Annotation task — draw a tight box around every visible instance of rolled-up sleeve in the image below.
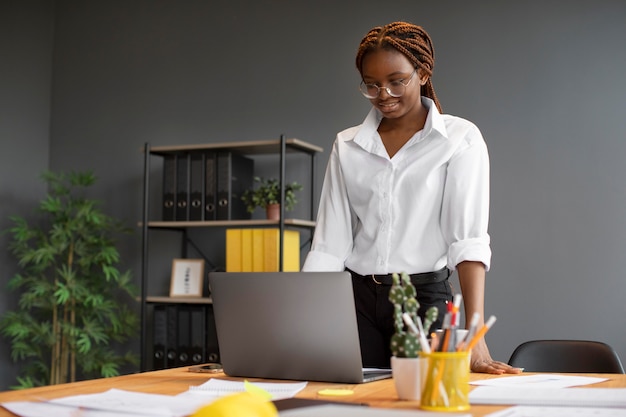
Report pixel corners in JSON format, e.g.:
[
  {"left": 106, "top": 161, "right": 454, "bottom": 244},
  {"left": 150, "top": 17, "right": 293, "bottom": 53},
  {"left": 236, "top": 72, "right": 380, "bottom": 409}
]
[
  {"left": 441, "top": 124, "right": 492, "bottom": 271},
  {"left": 302, "top": 139, "right": 355, "bottom": 272}
]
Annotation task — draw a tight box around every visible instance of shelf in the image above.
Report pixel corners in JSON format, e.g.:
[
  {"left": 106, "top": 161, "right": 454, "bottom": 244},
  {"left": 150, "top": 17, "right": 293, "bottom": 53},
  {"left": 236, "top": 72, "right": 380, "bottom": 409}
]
[
  {"left": 142, "top": 218, "right": 316, "bottom": 229},
  {"left": 146, "top": 296, "right": 212, "bottom": 304},
  {"left": 147, "top": 138, "right": 323, "bottom": 156},
  {"left": 139, "top": 135, "right": 321, "bottom": 371}
]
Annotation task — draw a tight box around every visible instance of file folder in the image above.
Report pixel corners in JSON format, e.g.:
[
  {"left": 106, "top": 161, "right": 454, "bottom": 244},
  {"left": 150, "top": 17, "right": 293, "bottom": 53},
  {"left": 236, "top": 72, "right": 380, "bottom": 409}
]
[
  {"left": 165, "top": 305, "right": 179, "bottom": 368},
  {"left": 189, "top": 306, "right": 206, "bottom": 365},
  {"left": 175, "top": 153, "right": 190, "bottom": 221},
  {"left": 177, "top": 306, "right": 191, "bottom": 366},
  {"left": 189, "top": 152, "right": 205, "bottom": 221},
  {"left": 204, "top": 152, "right": 217, "bottom": 221},
  {"left": 216, "top": 151, "right": 254, "bottom": 220},
  {"left": 225, "top": 228, "right": 300, "bottom": 272},
  {"left": 162, "top": 154, "right": 176, "bottom": 221},
  {"left": 205, "top": 304, "right": 221, "bottom": 363},
  {"left": 152, "top": 305, "right": 167, "bottom": 370}
]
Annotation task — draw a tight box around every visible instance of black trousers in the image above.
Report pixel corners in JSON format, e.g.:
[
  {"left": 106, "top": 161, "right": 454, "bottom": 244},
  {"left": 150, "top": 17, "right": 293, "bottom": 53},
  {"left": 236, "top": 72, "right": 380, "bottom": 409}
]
[{"left": 349, "top": 270, "right": 453, "bottom": 368}]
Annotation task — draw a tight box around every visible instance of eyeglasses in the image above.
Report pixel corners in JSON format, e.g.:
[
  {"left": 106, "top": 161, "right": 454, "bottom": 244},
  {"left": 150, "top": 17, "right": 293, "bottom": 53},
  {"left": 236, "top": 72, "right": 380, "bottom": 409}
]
[{"left": 359, "top": 69, "right": 418, "bottom": 99}]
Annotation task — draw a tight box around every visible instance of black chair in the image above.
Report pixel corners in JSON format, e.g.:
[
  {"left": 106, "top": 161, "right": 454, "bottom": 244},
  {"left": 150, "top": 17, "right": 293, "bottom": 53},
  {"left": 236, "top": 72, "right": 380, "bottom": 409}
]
[{"left": 508, "top": 340, "right": 625, "bottom": 373}]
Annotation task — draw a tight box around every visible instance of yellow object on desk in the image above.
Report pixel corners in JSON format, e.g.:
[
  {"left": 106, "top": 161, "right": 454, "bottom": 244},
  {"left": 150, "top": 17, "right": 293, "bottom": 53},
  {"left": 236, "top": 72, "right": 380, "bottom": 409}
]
[
  {"left": 420, "top": 351, "right": 470, "bottom": 411},
  {"left": 190, "top": 392, "right": 277, "bottom": 417}
]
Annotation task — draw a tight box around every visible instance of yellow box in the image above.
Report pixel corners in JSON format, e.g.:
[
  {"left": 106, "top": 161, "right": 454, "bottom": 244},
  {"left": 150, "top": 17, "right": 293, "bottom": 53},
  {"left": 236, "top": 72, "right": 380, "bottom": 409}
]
[
  {"left": 420, "top": 351, "right": 470, "bottom": 411},
  {"left": 225, "top": 228, "right": 300, "bottom": 272}
]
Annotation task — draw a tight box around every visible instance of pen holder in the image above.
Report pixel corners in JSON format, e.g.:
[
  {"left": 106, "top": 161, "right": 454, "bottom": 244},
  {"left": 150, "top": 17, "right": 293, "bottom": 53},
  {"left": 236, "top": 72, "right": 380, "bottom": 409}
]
[{"left": 419, "top": 351, "right": 470, "bottom": 411}]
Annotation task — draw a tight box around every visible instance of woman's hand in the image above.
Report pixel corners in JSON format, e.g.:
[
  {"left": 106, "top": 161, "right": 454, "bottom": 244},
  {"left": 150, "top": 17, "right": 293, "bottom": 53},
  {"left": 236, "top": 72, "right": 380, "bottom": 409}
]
[{"left": 470, "top": 337, "right": 523, "bottom": 374}]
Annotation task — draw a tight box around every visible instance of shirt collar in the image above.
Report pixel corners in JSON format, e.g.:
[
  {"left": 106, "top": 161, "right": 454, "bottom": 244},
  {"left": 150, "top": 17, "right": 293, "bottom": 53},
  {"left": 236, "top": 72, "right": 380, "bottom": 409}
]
[{"left": 352, "top": 97, "right": 449, "bottom": 153}]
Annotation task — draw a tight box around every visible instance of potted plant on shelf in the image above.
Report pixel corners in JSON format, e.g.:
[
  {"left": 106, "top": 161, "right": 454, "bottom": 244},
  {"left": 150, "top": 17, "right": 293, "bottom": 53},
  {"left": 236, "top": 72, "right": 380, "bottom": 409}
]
[
  {"left": 0, "top": 171, "right": 139, "bottom": 388},
  {"left": 241, "top": 176, "right": 303, "bottom": 220},
  {"left": 389, "top": 272, "right": 438, "bottom": 400}
]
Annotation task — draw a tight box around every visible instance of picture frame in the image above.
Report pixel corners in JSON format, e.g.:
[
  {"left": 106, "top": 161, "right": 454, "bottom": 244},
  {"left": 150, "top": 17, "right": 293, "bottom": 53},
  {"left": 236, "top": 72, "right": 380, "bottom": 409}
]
[{"left": 169, "top": 258, "right": 204, "bottom": 297}]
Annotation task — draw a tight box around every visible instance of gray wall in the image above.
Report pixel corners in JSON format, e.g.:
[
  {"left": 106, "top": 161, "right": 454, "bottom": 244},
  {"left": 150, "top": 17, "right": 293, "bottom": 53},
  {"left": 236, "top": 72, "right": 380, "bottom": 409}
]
[
  {"left": 2, "top": 0, "right": 626, "bottom": 389},
  {"left": 0, "top": 1, "right": 54, "bottom": 389}
]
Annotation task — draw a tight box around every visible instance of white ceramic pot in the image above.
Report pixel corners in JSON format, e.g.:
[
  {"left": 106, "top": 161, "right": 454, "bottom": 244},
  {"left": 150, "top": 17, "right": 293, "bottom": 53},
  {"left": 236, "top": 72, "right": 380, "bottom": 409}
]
[{"left": 391, "top": 356, "right": 428, "bottom": 401}]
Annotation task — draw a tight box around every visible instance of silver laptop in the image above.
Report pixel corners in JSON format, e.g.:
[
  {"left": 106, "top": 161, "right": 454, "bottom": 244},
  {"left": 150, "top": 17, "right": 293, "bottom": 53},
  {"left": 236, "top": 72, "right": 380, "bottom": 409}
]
[{"left": 209, "top": 271, "right": 392, "bottom": 383}]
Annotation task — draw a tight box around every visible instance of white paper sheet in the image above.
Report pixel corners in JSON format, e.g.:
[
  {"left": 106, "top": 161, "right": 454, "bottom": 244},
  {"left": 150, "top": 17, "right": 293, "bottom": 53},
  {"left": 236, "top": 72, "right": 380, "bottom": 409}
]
[
  {"left": 1, "top": 379, "right": 309, "bottom": 417},
  {"left": 486, "top": 405, "right": 626, "bottom": 417},
  {"left": 184, "top": 378, "right": 307, "bottom": 400},
  {"left": 470, "top": 374, "right": 608, "bottom": 388},
  {"left": 3, "top": 388, "right": 221, "bottom": 417},
  {"left": 469, "top": 386, "right": 626, "bottom": 408},
  {"left": 280, "top": 403, "right": 471, "bottom": 417},
  {"left": 2, "top": 401, "right": 137, "bottom": 417}
]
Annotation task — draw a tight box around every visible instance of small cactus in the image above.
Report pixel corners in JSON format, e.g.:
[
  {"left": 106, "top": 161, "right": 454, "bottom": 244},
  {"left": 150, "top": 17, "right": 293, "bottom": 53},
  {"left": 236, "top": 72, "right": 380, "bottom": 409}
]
[{"left": 389, "top": 272, "right": 438, "bottom": 358}]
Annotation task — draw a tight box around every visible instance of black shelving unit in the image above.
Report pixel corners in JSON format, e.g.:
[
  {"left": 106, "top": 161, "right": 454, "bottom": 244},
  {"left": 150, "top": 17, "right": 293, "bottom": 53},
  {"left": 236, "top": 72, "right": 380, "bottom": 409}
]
[{"left": 139, "top": 135, "right": 322, "bottom": 371}]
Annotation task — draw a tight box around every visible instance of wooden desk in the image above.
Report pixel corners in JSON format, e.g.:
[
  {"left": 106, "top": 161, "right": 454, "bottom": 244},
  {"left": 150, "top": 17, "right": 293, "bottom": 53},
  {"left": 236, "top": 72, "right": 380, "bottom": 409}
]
[{"left": 0, "top": 367, "right": 625, "bottom": 417}]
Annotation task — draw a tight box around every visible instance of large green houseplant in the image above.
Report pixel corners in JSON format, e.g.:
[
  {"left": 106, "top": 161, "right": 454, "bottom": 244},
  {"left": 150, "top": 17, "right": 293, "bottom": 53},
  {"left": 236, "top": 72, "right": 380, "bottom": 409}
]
[{"left": 0, "top": 171, "right": 139, "bottom": 388}]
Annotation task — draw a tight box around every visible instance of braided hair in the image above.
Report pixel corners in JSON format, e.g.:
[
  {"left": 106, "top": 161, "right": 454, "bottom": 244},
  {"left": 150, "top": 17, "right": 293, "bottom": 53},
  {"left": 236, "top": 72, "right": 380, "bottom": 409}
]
[{"left": 355, "top": 21, "right": 442, "bottom": 113}]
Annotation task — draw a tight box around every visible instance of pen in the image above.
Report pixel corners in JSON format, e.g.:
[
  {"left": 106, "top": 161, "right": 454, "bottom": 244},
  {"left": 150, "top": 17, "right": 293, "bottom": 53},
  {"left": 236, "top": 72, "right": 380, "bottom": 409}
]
[
  {"left": 456, "top": 311, "right": 479, "bottom": 351},
  {"left": 402, "top": 313, "right": 431, "bottom": 354},
  {"left": 413, "top": 315, "right": 432, "bottom": 354},
  {"left": 464, "top": 315, "right": 497, "bottom": 352},
  {"left": 439, "top": 305, "right": 452, "bottom": 352},
  {"left": 401, "top": 312, "right": 419, "bottom": 335},
  {"left": 430, "top": 332, "right": 439, "bottom": 352},
  {"left": 452, "top": 294, "right": 462, "bottom": 327}
]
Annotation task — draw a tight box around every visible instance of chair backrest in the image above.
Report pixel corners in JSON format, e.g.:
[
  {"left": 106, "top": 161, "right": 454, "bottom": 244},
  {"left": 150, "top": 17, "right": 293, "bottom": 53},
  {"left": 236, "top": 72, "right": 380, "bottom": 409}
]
[{"left": 508, "top": 340, "right": 625, "bottom": 373}]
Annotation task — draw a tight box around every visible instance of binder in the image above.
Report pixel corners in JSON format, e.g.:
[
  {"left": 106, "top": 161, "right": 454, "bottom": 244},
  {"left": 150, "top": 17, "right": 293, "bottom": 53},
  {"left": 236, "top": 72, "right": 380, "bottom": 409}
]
[
  {"left": 175, "top": 153, "right": 190, "bottom": 221},
  {"left": 165, "top": 305, "right": 178, "bottom": 368},
  {"left": 226, "top": 228, "right": 301, "bottom": 272},
  {"left": 216, "top": 151, "right": 254, "bottom": 220},
  {"left": 205, "top": 304, "right": 220, "bottom": 363},
  {"left": 204, "top": 152, "right": 217, "bottom": 221},
  {"left": 189, "top": 152, "right": 205, "bottom": 221},
  {"left": 162, "top": 154, "right": 176, "bottom": 221},
  {"left": 264, "top": 229, "right": 300, "bottom": 272},
  {"left": 251, "top": 229, "right": 265, "bottom": 271},
  {"left": 177, "top": 306, "right": 191, "bottom": 366},
  {"left": 152, "top": 305, "right": 167, "bottom": 370},
  {"left": 189, "top": 306, "right": 206, "bottom": 365},
  {"left": 241, "top": 228, "right": 253, "bottom": 272},
  {"left": 225, "top": 229, "right": 242, "bottom": 272}
]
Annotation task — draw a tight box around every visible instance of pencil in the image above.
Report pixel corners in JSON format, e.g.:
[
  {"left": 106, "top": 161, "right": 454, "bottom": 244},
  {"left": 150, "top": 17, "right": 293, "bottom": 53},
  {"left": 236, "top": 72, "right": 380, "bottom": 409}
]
[{"left": 464, "top": 315, "right": 496, "bottom": 351}]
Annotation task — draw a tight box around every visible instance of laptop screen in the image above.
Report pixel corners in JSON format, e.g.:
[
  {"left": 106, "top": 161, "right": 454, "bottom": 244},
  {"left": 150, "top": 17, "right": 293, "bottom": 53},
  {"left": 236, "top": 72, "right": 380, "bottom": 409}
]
[{"left": 209, "top": 271, "right": 375, "bottom": 383}]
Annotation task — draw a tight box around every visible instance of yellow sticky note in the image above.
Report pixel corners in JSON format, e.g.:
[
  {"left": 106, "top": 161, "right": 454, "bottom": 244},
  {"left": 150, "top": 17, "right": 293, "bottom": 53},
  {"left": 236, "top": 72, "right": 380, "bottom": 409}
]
[{"left": 317, "top": 389, "right": 354, "bottom": 396}]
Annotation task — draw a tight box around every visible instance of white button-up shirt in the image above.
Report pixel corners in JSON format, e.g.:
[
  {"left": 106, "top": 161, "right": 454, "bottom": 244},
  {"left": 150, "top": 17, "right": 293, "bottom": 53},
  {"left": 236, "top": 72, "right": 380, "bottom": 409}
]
[{"left": 302, "top": 98, "right": 491, "bottom": 275}]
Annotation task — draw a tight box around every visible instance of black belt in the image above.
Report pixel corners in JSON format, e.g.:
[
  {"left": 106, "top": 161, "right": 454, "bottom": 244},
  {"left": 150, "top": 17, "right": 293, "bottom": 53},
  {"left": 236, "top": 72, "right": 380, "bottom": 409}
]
[{"left": 348, "top": 267, "right": 450, "bottom": 286}]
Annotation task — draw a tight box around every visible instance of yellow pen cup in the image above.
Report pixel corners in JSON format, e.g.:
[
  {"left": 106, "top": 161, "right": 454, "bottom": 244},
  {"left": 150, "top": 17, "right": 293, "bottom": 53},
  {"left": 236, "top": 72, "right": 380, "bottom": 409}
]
[{"left": 419, "top": 351, "right": 470, "bottom": 411}]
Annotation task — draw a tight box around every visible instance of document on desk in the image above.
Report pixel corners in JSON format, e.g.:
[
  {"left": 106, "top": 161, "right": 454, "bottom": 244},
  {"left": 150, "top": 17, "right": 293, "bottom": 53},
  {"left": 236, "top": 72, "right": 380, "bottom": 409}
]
[
  {"left": 280, "top": 403, "right": 471, "bottom": 417},
  {"left": 2, "top": 388, "right": 216, "bottom": 417},
  {"left": 470, "top": 374, "right": 608, "bottom": 388},
  {"left": 486, "top": 405, "right": 626, "bottom": 417},
  {"left": 1, "top": 380, "right": 308, "bottom": 417},
  {"left": 183, "top": 378, "right": 308, "bottom": 400},
  {"left": 469, "top": 386, "right": 626, "bottom": 408}
]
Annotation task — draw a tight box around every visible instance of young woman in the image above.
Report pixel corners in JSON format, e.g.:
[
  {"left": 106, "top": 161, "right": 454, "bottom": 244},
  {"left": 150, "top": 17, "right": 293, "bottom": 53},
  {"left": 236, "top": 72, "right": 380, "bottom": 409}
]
[{"left": 302, "top": 21, "right": 520, "bottom": 374}]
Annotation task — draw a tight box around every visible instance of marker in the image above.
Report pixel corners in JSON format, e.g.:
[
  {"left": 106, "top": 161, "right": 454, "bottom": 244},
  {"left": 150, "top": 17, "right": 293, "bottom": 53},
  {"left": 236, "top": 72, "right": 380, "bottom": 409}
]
[{"left": 464, "top": 315, "right": 497, "bottom": 351}]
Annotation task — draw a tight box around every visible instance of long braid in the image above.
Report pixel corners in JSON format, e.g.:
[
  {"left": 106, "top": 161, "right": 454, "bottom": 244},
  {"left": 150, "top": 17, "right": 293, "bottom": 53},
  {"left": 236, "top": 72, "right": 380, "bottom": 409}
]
[{"left": 356, "top": 22, "right": 442, "bottom": 113}]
